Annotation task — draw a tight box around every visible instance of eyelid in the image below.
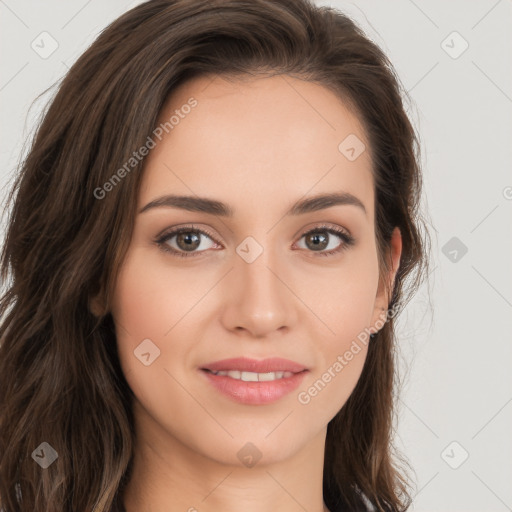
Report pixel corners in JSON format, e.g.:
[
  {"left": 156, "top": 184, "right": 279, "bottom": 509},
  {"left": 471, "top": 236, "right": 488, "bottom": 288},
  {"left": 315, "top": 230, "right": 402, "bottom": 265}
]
[
  {"left": 156, "top": 223, "right": 220, "bottom": 243},
  {"left": 294, "top": 221, "right": 352, "bottom": 240}
]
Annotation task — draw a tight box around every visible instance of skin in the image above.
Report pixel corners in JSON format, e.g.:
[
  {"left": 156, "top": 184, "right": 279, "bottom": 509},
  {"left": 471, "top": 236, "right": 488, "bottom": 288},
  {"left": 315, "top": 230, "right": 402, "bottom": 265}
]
[{"left": 105, "top": 74, "right": 402, "bottom": 512}]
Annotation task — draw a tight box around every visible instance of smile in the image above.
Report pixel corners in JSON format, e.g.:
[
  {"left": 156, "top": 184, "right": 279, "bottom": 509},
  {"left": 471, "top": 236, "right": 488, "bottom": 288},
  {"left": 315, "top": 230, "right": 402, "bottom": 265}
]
[{"left": 204, "top": 369, "right": 295, "bottom": 381}]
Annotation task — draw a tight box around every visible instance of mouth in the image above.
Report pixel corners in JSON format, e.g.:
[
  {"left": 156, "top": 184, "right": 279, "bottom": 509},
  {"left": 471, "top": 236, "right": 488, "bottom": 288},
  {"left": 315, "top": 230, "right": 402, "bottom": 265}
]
[
  {"left": 202, "top": 368, "right": 302, "bottom": 381},
  {"left": 199, "top": 357, "right": 309, "bottom": 405},
  {"left": 200, "top": 356, "right": 308, "bottom": 374}
]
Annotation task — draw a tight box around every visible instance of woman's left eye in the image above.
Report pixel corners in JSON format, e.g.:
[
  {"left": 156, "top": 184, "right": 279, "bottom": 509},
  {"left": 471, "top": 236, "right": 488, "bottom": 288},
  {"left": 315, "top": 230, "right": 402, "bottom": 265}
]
[
  {"left": 155, "top": 225, "right": 355, "bottom": 258},
  {"left": 295, "top": 226, "right": 355, "bottom": 256}
]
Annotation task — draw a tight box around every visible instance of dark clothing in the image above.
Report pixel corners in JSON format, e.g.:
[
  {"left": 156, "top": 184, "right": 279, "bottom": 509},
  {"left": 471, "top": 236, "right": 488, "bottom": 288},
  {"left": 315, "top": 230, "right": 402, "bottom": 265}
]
[{"left": 323, "top": 479, "right": 375, "bottom": 511}]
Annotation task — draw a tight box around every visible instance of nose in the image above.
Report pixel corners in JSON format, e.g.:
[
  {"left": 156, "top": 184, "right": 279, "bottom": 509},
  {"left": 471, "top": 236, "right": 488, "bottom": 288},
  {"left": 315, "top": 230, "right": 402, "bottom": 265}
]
[{"left": 220, "top": 249, "right": 298, "bottom": 338}]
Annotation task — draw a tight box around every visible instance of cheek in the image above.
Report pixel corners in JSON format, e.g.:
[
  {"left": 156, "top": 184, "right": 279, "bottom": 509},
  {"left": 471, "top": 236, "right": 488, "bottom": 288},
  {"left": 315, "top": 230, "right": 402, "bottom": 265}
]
[
  {"left": 297, "top": 321, "right": 370, "bottom": 423},
  {"left": 295, "top": 251, "right": 378, "bottom": 416},
  {"left": 110, "top": 249, "right": 184, "bottom": 381},
  {"left": 297, "top": 246, "right": 380, "bottom": 341},
  {"left": 110, "top": 246, "right": 229, "bottom": 403},
  {"left": 110, "top": 250, "right": 206, "bottom": 425},
  {"left": 111, "top": 247, "right": 215, "bottom": 341}
]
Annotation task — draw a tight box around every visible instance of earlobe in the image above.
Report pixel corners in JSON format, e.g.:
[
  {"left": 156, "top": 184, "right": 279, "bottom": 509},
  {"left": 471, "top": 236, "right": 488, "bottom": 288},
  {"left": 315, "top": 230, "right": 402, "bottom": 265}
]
[
  {"left": 89, "top": 294, "right": 106, "bottom": 317},
  {"left": 371, "top": 227, "right": 402, "bottom": 331},
  {"left": 381, "top": 227, "right": 402, "bottom": 306},
  {"left": 389, "top": 227, "right": 402, "bottom": 289}
]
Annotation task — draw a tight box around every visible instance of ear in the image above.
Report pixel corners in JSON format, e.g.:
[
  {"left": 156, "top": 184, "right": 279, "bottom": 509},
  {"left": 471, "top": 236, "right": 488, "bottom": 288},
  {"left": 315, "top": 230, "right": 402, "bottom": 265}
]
[
  {"left": 370, "top": 227, "right": 402, "bottom": 333},
  {"left": 89, "top": 293, "right": 106, "bottom": 318}
]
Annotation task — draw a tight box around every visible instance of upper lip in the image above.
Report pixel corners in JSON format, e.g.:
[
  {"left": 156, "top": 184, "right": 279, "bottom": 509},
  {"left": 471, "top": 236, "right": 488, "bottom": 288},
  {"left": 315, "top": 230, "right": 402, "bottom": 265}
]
[{"left": 201, "top": 357, "right": 308, "bottom": 374}]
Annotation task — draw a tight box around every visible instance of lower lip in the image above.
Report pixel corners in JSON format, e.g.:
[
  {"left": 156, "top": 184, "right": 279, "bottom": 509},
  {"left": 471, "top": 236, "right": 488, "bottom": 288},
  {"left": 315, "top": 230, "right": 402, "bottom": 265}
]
[{"left": 200, "top": 369, "right": 308, "bottom": 405}]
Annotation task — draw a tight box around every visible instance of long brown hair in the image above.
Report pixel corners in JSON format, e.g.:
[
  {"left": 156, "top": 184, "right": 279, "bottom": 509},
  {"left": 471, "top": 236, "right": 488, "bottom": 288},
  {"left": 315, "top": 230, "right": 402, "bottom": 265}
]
[{"left": 0, "top": 1, "right": 431, "bottom": 511}]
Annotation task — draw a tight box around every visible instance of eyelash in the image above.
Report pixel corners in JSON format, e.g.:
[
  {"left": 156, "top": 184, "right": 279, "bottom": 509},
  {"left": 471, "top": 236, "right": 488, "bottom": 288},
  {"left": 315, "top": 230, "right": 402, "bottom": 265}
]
[{"left": 155, "top": 224, "right": 355, "bottom": 259}]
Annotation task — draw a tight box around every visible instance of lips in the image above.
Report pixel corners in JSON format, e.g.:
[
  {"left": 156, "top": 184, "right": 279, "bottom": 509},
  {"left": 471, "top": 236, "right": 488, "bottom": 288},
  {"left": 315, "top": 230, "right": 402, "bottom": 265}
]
[
  {"left": 200, "top": 368, "right": 308, "bottom": 405},
  {"left": 199, "top": 357, "right": 309, "bottom": 405},
  {"left": 200, "top": 357, "right": 307, "bottom": 374}
]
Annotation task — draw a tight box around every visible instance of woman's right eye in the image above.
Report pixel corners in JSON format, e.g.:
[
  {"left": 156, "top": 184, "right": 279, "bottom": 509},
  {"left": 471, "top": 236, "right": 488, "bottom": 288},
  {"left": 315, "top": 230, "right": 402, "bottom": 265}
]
[{"left": 155, "top": 227, "right": 221, "bottom": 258}]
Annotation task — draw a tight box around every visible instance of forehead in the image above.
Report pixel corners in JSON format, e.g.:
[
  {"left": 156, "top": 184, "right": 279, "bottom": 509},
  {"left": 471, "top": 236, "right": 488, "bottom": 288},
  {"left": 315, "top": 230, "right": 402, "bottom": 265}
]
[{"left": 139, "top": 74, "right": 374, "bottom": 219}]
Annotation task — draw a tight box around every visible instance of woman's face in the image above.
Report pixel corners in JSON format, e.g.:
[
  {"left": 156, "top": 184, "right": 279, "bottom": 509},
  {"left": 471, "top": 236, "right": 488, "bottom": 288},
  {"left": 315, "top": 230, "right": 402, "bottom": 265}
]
[{"left": 109, "top": 74, "right": 400, "bottom": 467}]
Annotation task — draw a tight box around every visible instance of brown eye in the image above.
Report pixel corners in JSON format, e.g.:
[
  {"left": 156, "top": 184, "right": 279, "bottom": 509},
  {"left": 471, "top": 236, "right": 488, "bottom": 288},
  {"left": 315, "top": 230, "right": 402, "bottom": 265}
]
[
  {"left": 304, "top": 231, "right": 329, "bottom": 251},
  {"left": 156, "top": 227, "right": 220, "bottom": 257},
  {"left": 175, "top": 232, "right": 201, "bottom": 251},
  {"left": 296, "top": 226, "right": 355, "bottom": 256}
]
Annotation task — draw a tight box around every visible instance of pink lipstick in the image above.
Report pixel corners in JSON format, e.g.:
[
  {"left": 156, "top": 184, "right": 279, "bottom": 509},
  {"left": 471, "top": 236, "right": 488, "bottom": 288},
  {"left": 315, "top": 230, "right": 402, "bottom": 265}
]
[{"left": 199, "top": 357, "right": 309, "bottom": 405}]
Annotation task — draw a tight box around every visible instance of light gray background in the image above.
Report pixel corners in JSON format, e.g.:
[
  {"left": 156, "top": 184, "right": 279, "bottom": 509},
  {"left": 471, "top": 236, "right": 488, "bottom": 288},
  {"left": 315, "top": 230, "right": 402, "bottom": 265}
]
[{"left": 1, "top": 1, "right": 511, "bottom": 511}]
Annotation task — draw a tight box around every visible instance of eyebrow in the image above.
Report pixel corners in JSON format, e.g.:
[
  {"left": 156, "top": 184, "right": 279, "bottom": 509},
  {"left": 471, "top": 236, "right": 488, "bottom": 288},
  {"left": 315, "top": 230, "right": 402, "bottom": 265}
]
[{"left": 139, "top": 191, "right": 367, "bottom": 217}]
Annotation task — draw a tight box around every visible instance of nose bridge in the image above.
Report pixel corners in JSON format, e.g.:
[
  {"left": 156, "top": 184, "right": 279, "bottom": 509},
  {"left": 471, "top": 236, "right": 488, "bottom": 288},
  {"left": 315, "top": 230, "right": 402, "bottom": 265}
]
[{"left": 220, "top": 239, "right": 296, "bottom": 336}]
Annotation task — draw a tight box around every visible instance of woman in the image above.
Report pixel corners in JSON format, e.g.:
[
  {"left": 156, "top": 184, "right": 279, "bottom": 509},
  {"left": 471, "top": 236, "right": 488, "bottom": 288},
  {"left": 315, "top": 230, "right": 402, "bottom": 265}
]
[{"left": 0, "top": 0, "right": 430, "bottom": 511}]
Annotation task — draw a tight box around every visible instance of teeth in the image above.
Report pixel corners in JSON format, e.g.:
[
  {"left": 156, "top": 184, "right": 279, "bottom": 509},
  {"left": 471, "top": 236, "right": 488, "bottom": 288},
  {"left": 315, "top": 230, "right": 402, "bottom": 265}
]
[
  {"left": 258, "top": 372, "right": 279, "bottom": 381},
  {"left": 241, "top": 371, "right": 259, "bottom": 381},
  {"left": 210, "top": 370, "right": 294, "bottom": 381}
]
